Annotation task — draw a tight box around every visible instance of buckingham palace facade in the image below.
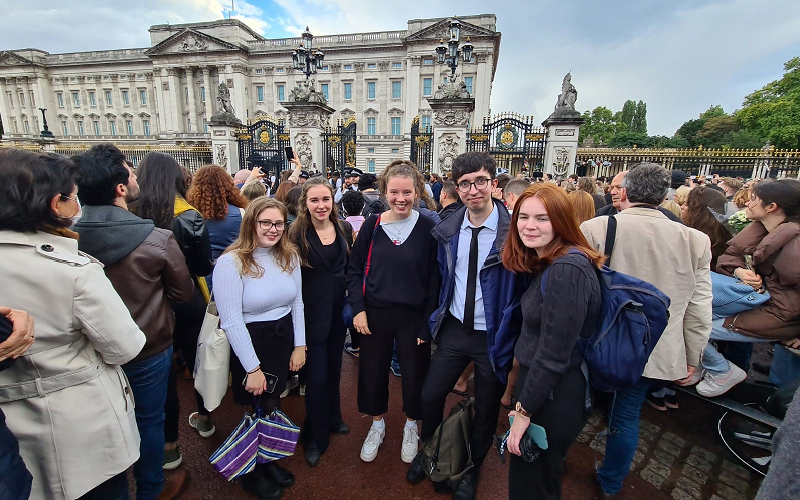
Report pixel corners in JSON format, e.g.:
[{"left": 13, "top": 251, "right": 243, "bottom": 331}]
[{"left": 0, "top": 15, "right": 499, "bottom": 170}]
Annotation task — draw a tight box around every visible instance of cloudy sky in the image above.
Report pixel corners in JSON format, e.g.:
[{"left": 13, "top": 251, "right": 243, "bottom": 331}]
[{"left": 1, "top": 0, "right": 798, "bottom": 136}]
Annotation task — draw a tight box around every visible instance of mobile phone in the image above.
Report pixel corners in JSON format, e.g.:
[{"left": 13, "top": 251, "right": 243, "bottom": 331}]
[
  {"left": 509, "top": 415, "right": 549, "bottom": 450},
  {"left": 284, "top": 146, "right": 294, "bottom": 162},
  {"left": 242, "top": 371, "right": 280, "bottom": 394}
]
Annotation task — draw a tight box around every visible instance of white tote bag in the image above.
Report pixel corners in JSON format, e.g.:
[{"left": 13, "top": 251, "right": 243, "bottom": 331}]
[{"left": 194, "top": 301, "right": 230, "bottom": 411}]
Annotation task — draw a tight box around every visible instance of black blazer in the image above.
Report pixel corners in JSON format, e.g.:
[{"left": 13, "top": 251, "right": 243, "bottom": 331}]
[{"left": 299, "top": 221, "right": 353, "bottom": 344}]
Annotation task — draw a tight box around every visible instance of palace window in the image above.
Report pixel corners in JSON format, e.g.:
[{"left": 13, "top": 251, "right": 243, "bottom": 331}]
[
  {"left": 464, "top": 77, "right": 473, "bottom": 95},
  {"left": 321, "top": 84, "right": 329, "bottom": 101},
  {"left": 368, "top": 159, "right": 375, "bottom": 173},
  {"left": 255, "top": 68, "right": 264, "bottom": 74},
  {"left": 423, "top": 78, "right": 432, "bottom": 97},
  {"left": 105, "top": 91, "right": 113, "bottom": 106},
  {"left": 256, "top": 85, "right": 264, "bottom": 102},
  {"left": 367, "top": 148, "right": 375, "bottom": 153},
  {"left": 143, "top": 119, "right": 151, "bottom": 136},
  {"left": 6, "top": 92, "right": 13, "bottom": 108},
  {"left": 367, "top": 117, "right": 376, "bottom": 135},
  {"left": 61, "top": 121, "right": 68, "bottom": 135},
  {"left": 392, "top": 62, "right": 402, "bottom": 69},
  {"left": 391, "top": 117, "right": 401, "bottom": 136},
  {"left": 72, "top": 91, "right": 80, "bottom": 107},
  {"left": 367, "top": 81, "right": 376, "bottom": 100},
  {"left": 57, "top": 92, "right": 64, "bottom": 107},
  {"left": 122, "top": 90, "right": 130, "bottom": 105},
  {"left": 392, "top": 81, "right": 401, "bottom": 99},
  {"left": 19, "top": 93, "right": 25, "bottom": 107},
  {"left": 277, "top": 84, "right": 285, "bottom": 101},
  {"left": 200, "top": 87, "right": 205, "bottom": 102},
  {"left": 391, "top": 148, "right": 400, "bottom": 154},
  {"left": 421, "top": 115, "right": 431, "bottom": 131},
  {"left": 344, "top": 64, "right": 353, "bottom": 70},
  {"left": 126, "top": 120, "right": 133, "bottom": 136},
  {"left": 367, "top": 63, "right": 377, "bottom": 70},
  {"left": 23, "top": 119, "right": 30, "bottom": 133},
  {"left": 93, "top": 121, "right": 100, "bottom": 135},
  {"left": 29, "top": 91, "right": 35, "bottom": 107},
  {"left": 184, "top": 87, "right": 189, "bottom": 104},
  {"left": 423, "top": 58, "right": 434, "bottom": 65},
  {"left": 88, "top": 91, "right": 96, "bottom": 107},
  {"left": 109, "top": 120, "right": 117, "bottom": 136},
  {"left": 139, "top": 89, "right": 147, "bottom": 105},
  {"left": 77, "top": 121, "right": 85, "bottom": 135},
  {"left": 343, "top": 82, "right": 352, "bottom": 100}
]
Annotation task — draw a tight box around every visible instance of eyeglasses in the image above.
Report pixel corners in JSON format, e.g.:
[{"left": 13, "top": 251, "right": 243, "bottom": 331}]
[
  {"left": 61, "top": 194, "right": 80, "bottom": 205},
  {"left": 456, "top": 178, "right": 491, "bottom": 193},
  {"left": 257, "top": 220, "right": 286, "bottom": 231}
]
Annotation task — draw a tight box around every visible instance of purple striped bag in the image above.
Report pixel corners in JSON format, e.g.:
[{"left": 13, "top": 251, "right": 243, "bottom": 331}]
[{"left": 209, "top": 409, "right": 300, "bottom": 481}]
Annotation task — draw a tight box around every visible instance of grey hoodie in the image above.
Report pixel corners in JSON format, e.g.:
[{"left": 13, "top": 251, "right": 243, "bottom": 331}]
[{"left": 74, "top": 205, "right": 155, "bottom": 266}]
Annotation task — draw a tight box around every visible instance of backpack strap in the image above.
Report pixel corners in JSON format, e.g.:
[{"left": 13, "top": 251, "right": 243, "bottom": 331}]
[
  {"left": 604, "top": 215, "right": 617, "bottom": 266},
  {"left": 362, "top": 214, "right": 382, "bottom": 295}
]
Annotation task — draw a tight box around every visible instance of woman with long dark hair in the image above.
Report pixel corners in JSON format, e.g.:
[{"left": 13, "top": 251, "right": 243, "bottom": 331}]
[
  {"left": 502, "top": 183, "right": 604, "bottom": 499},
  {"left": 346, "top": 160, "right": 439, "bottom": 465},
  {"left": 681, "top": 185, "right": 731, "bottom": 269},
  {"left": 288, "top": 177, "right": 353, "bottom": 467},
  {"left": 132, "top": 152, "right": 215, "bottom": 467},
  {"left": 213, "top": 197, "right": 306, "bottom": 500}
]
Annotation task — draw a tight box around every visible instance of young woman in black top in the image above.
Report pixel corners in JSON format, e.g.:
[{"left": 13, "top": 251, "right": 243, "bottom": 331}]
[
  {"left": 346, "top": 160, "right": 440, "bottom": 464},
  {"left": 288, "top": 177, "right": 353, "bottom": 467},
  {"left": 501, "top": 183, "right": 604, "bottom": 499}
]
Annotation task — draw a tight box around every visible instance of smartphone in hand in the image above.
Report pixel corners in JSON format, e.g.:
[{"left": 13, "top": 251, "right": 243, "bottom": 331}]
[{"left": 285, "top": 147, "right": 294, "bottom": 162}]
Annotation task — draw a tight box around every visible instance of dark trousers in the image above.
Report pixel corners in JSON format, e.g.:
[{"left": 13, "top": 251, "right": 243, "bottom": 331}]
[
  {"left": 303, "top": 319, "right": 347, "bottom": 453},
  {"left": 508, "top": 365, "right": 587, "bottom": 500},
  {"left": 76, "top": 472, "right": 128, "bottom": 500},
  {"left": 358, "top": 304, "right": 430, "bottom": 419},
  {"left": 165, "top": 289, "right": 209, "bottom": 443},
  {"left": 0, "top": 408, "right": 32, "bottom": 500},
  {"left": 420, "top": 315, "right": 505, "bottom": 467}
]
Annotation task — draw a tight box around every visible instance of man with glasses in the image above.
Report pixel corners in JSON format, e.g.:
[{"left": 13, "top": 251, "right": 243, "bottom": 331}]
[
  {"left": 407, "top": 152, "right": 518, "bottom": 500},
  {"left": 595, "top": 170, "right": 684, "bottom": 223}
]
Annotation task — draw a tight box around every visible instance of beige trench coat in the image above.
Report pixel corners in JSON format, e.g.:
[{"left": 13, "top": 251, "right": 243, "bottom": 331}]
[
  {"left": 0, "top": 230, "right": 146, "bottom": 500},
  {"left": 580, "top": 208, "right": 713, "bottom": 381}
]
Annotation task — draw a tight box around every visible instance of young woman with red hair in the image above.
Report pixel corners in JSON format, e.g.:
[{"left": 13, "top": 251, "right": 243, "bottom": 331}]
[{"left": 502, "top": 183, "right": 604, "bottom": 499}]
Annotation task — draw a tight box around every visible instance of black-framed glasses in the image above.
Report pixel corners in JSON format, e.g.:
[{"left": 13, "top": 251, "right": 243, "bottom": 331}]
[
  {"left": 457, "top": 178, "right": 491, "bottom": 193},
  {"left": 257, "top": 220, "right": 286, "bottom": 231}
]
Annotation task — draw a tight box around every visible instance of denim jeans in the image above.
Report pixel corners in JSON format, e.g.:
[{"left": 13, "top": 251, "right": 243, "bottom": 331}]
[
  {"left": 597, "top": 378, "right": 652, "bottom": 495},
  {"left": 123, "top": 346, "right": 172, "bottom": 500},
  {"left": 702, "top": 319, "right": 772, "bottom": 375},
  {"left": 769, "top": 345, "right": 800, "bottom": 387}
]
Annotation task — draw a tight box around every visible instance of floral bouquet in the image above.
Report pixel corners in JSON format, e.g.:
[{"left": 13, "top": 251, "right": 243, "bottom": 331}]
[{"left": 728, "top": 210, "right": 751, "bottom": 234}]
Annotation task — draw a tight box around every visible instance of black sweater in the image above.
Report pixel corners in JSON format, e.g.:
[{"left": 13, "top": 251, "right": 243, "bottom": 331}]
[
  {"left": 514, "top": 251, "right": 602, "bottom": 414},
  {"left": 346, "top": 214, "right": 440, "bottom": 341}
]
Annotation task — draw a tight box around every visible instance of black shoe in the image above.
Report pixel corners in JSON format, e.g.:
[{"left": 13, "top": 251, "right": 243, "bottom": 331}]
[
  {"left": 242, "top": 470, "right": 283, "bottom": 500},
  {"left": 331, "top": 422, "right": 350, "bottom": 435},
  {"left": 305, "top": 444, "right": 321, "bottom": 468},
  {"left": 664, "top": 392, "right": 679, "bottom": 409},
  {"left": 645, "top": 392, "right": 667, "bottom": 411},
  {"left": 406, "top": 451, "right": 426, "bottom": 484},
  {"left": 453, "top": 471, "right": 478, "bottom": 500},
  {"left": 262, "top": 462, "right": 294, "bottom": 488}
]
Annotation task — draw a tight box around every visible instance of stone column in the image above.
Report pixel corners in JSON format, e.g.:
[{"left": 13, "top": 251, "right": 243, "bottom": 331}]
[
  {"left": 185, "top": 67, "right": 198, "bottom": 133},
  {"left": 542, "top": 109, "right": 585, "bottom": 181},
  {"left": 202, "top": 67, "right": 213, "bottom": 126},
  {"left": 282, "top": 100, "right": 335, "bottom": 176},
  {"left": 209, "top": 122, "right": 240, "bottom": 175},
  {"left": 427, "top": 97, "right": 475, "bottom": 174},
  {"left": 166, "top": 67, "right": 182, "bottom": 134},
  {"left": 230, "top": 64, "right": 248, "bottom": 123},
  {"left": 0, "top": 78, "right": 11, "bottom": 138}
]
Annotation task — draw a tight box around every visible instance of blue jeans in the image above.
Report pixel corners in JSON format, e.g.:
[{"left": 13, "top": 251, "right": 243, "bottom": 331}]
[
  {"left": 770, "top": 345, "right": 800, "bottom": 387},
  {"left": 123, "top": 346, "right": 172, "bottom": 500},
  {"left": 597, "top": 378, "right": 651, "bottom": 495},
  {"left": 702, "top": 319, "right": 772, "bottom": 375}
]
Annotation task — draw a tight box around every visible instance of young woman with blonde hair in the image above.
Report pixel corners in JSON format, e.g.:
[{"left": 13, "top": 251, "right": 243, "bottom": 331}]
[{"left": 213, "top": 197, "right": 306, "bottom": 500}]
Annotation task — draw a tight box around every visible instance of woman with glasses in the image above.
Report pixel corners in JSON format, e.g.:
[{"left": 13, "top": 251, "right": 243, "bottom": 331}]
[
  {"left": 0, "top": 149, "right": 146, "bottom": 500},
  {"left": 213, "top": 197, "right": 306, "bottom": 500},
  {"left": 347, "top": 160, "right": 440, "bottom": 465}
]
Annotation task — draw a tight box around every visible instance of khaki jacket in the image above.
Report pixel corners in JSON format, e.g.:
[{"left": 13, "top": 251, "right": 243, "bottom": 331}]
[
  {"left": 0, "top": 230, "right": 146, "bottom": 500},
  {"left": 580, "top": 208, "right": 713, "bottom": 381}
]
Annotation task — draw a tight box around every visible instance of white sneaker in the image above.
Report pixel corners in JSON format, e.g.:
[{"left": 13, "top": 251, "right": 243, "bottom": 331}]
[
  {"left": 696, "top": 363, "right": 747, "bottom": 397},
  {"left": 675, "top": 368, "right": 705, "bottom": 387},
  {"left": 360, "top": 425, "right": 385, "bottom": 462},
  {"left": 401, "top": 425, "right": 419, "bottom": 463},
  {"left": 280, "top": 375, "right": 299, "bottom": 398}
]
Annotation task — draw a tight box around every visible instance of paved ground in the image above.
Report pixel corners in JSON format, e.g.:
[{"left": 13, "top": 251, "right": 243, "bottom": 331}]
[{"left": 143, "top": 345, "right": 770, "bottom": 499}]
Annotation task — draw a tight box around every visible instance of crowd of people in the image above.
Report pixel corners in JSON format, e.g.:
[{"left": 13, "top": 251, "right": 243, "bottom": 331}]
[{"left": 0, "top": 144, "right": 799, "bottom": 500}]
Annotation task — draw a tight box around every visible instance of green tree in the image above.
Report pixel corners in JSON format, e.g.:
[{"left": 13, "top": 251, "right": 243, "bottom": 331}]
[
  {"left": 608, "top": 131, "right": 651, "bottom": 148},
  {"left": 739, "top": 56, "right": 800, "bottom": 148},
  {"left": 632, "top": 100, "right": 647, "bottom": 134},
  {"left": 618, "top": 100, "right": 636, "bottom": 130},
  {"left": 579, "top": 106, "right": 616, "bottom": 145}
]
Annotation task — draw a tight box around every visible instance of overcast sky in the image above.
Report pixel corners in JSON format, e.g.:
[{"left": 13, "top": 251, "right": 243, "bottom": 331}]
[{"left": 1, "top": 0, "right": 798, "bottom": 136}]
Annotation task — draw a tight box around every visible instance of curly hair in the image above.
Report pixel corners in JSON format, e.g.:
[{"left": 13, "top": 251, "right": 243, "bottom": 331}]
[{"left": 187, "top": 165, "right": 248, "bottom": 220}]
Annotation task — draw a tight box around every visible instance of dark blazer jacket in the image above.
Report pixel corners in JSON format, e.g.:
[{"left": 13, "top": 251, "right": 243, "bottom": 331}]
[{"left": 299, "top": 221, "right": 353, "bottom": 344}]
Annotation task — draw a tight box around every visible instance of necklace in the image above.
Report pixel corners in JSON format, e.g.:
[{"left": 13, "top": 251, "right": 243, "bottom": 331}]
[
  {"left": 315, "top": 223, "right": 335, "bottom": 241},
  {"left": 385, "top": 213, "right": 414, "bottom": 243}
]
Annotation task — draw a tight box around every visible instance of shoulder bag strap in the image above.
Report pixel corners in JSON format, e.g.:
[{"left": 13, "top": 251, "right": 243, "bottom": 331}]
[
  {"left": 604, "top": 215, "right": 617, "bottom": 266},
  {"left": 362, "top": 214, "right": 382, "bottom": 295}
]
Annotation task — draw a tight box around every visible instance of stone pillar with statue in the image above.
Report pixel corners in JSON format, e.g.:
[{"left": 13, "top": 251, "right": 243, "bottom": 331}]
[
  {"left": 427, "top": 77, "right": 474, "bottom": 174},
  {"left": 281, "top": 79, "right": 335, "bottom": 176},
  {"left": 208, "top": 82, "right": 242, "bottom": 175},
  {"left": 542, "top": 72, "right": 585, "bottom": 182}
]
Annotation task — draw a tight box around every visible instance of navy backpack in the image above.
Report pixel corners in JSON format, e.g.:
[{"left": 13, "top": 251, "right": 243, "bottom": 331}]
[{"left": 542, "top": 216, "right": 671, "bottom": 394}]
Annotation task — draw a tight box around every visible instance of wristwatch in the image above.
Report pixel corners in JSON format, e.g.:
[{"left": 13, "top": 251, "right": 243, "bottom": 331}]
[{"left": 515, "top": 401, "right": 531, "bottom": 418}]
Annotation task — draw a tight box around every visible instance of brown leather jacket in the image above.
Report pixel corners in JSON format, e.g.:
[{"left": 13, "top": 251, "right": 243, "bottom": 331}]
[
  {"left": 75, "top": 206, "right": 195, "bottom": 362},
  {"left": 717, "top": 221, "right": 800, "bottom": 340}
]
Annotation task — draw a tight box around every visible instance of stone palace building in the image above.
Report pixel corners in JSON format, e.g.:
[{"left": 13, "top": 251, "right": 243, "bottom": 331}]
[{"left": 0, "top": 15, "right": 499, "bottom": 172}]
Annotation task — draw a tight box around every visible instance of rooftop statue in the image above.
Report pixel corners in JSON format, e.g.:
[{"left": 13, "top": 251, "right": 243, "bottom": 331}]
[{"left": 555, "top": 72, "right": 578, "bottom": 110}]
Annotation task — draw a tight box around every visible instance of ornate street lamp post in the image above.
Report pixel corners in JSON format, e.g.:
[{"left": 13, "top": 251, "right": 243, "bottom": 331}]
[
  {"left": 39, "top": 108, "right": 54, "bottom": 139},
  {"left": 435, "top": 17, "right": 474, "bottom": 77},
  {"left": 291, "top": 27, "right": 325, "bottom": 80}
]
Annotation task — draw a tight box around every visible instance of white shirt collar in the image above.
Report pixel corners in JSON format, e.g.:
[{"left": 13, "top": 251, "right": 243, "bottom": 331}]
[{"left": 461, "top": 202, "right": 498, "bottom": 232}]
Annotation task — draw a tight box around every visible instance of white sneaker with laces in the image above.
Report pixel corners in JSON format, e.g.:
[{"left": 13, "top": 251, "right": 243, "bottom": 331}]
[
  {"left": 401, "top": 425, "right": 419, "bottom": 464},
  {"left": 696, "top": 363, "right": 747, "bottom": 397},
  {"left": 360, "top": 425, "right": 385, "bottom": 462}
]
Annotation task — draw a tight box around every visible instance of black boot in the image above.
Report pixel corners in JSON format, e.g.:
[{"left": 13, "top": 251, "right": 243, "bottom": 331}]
[
  {"left": 330, "top": 421, "right": 350, "bottom": 435},
  {"left": 262, "top": 462, "right": 295, "bottom": 488},
  {"left": 305, "top": 443, "right": 321, "bottom": 467},
  {"left": 406, "top": 451, "right": 426, "bottom": 484},
  {"left": 453, "top": 471, "right": 478, "bottom": 500},
  {"left": 242, "top": 470, "right": 283, "bottom": 500}
]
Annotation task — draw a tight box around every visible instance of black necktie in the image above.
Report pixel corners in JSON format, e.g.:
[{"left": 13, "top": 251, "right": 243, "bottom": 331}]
[{"left": 463, "top": 226, "right": 484, "bottom": 333}]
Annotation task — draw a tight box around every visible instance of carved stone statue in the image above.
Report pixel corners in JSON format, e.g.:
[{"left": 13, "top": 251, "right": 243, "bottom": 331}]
[
  {"left": 288, "top": 78, "right": 327, "bottom": 104},
  {"left": 555, "top": 72, "right": 578, "bottom": 110},
  {"left": 434, "top": 75, "right": 472, "bottom": 100},
  {"left": 180, "top": 35, "right": 208, "bottom": 52},
  {"left": 210, "top": 82, "right": 241, "bottom": 125},
  {"left": 438, "top": 134, "right": 460, "bottom": 171}
]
